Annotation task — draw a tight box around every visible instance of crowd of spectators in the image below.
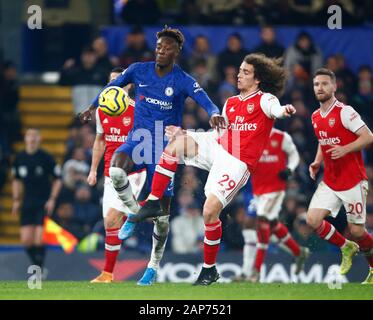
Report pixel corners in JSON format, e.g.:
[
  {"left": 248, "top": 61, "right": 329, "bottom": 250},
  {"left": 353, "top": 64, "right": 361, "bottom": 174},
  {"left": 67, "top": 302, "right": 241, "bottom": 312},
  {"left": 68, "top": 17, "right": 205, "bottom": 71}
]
[
  {"left": 116, "top": 0, "right": 372, "bottom": 26},
  {"left": 52, "top": 24, "right": 373, "bottom": 255}
]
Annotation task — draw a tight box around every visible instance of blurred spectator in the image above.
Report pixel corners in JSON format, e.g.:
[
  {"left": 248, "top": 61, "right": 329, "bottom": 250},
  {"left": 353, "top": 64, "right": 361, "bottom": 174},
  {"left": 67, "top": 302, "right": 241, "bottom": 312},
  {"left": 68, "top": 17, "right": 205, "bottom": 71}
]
[
  {"left": 217, "top": 33, "right": 249, "bottom": 79},
  {"left": 62, "top": 147, "right": 90, "bottom": 190},
  {"left": 229, "top": 0, "right": 266, "bottom": 25},
  {"left": 284, "top": 31, "right": 323, "bottom": 87},
  {"left": 289, "top": 0, "right": 323, "bottom": 25},
  {"left": 121, "top": 0, "right": 160, "bottom": 25},
  {"left": 351, "top": 76, "right": 373, "bottom": 127},
  {"left": 54, "top": 202, "right": 87, "bottom": 241},
  {"left": 119, "top": 26, "right": 154, "bottom": 69},
  {"left": 190, "top": 58, "right": 217, "bottom": 100},
  {"left": 199, "top": 0, "right": 241, "bottom": 24},
  {"left": 358, "top": 65, "right": 373, "bottom": 82},
  {"left": 177, "top": 0, "right": 205, "bottom": 25},
  {"left": 171, "top": 201, "right": 204, "bottom": 254},
  {"left": 222, "top": 205, "right": 246, "bottom": 250},
  {"left": 60, "top": 47, "right": 107, "bottom": 86},
  {"left": 72, "top": 184, "right": 101, "bottom": 230},
  {"left": 218, "top": 66, "right": 238, "bottom": 106},
  {"left": 188, "top": 35, "right": 218, "bottom": 80},
  {"left": 92, "top": 37, "right": 116, "bottom": 73},
  {"left": 253, "top": 26, "right": 285, "bottom": 59}
]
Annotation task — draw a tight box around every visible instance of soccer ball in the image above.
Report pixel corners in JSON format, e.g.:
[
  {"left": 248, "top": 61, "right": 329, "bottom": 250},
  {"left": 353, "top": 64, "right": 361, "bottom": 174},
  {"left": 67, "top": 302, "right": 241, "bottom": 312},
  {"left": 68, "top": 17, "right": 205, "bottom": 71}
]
[{"left": 98, "top": 86, "right": 129, "bottom": 116}]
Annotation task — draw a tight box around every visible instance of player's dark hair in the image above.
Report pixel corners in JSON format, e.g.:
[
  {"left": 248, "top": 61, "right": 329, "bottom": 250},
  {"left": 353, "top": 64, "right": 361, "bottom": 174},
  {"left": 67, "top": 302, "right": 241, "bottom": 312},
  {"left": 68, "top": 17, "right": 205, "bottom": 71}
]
[
  {"left": 111, "top": 67, "right": 124, "bottom": 74},
  {"left": 156, "top": 26, "right": 185, "bottom": 50},
  {"left": 244, "top": 53, "right": 286, "bottom": 98},
  {"left": 313, "top": 68, "right": 336, "bottom": 83}
]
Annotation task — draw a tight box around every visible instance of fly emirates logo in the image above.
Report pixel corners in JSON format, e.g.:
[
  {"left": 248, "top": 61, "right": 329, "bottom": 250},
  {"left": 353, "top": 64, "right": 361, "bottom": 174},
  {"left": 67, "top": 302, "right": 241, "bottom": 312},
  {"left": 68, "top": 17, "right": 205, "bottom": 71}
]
[
  {"left": 228, "top": 116, "right": 257, "bottom": 131},
  {"left": 105, "top": 127, "right": 126, "bottom": 143},
  {"left": 318, "top": 130, "right": 341, "bottom": 146}
]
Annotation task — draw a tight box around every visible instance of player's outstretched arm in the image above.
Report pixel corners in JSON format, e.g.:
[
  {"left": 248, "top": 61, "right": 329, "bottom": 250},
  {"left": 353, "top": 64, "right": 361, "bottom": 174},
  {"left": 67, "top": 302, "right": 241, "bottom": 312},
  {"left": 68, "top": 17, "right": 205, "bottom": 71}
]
[
  {"left": 261, "top": 93, "right": 296, "bottom": 119},
  {"left": 326, "top": 126, "right": 373, "bottom": 160}
]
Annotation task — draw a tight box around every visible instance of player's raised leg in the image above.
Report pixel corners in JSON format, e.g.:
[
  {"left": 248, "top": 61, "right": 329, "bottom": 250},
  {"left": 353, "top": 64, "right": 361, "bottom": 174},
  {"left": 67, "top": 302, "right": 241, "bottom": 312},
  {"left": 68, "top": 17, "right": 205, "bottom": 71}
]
[{"left": 120, "top": 133, "right": 198, "bottom": 240}]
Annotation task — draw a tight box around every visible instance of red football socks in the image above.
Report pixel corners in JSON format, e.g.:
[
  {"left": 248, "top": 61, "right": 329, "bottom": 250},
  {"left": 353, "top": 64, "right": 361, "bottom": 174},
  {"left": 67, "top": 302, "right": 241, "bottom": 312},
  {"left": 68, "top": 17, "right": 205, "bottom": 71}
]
[
  {"left": 272, "top": 222, "right": 301, "bottom": 256},
  {"left": 316, "top": 220, "right": 346, "bottom": 248},
  {"left": 203, "top": 220, "right": 222, "bottom": 267},
  {"left": 150, "top": 151, "right": 179, "bottom": 199}
]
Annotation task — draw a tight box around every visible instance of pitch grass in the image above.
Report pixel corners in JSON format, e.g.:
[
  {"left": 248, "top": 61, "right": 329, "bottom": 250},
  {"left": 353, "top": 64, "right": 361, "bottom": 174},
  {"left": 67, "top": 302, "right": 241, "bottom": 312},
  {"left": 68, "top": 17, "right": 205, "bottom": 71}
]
[{"left": 0, "top": 281, "right": 372, "bottom": 300}]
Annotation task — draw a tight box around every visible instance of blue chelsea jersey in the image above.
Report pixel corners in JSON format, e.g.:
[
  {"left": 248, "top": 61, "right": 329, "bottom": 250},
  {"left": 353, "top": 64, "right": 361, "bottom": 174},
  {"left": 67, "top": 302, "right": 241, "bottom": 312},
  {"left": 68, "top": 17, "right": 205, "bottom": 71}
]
[{"left": 92, "top": 62, "right": 219, "bottom": 135}]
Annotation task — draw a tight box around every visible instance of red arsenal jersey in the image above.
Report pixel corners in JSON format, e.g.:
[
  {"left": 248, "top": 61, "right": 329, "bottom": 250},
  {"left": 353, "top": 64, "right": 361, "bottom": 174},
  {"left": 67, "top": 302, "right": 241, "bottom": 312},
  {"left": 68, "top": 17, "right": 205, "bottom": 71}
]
[
  {"left": 219, "top": 90, "right": 277, "bottom": 172},
  {"left": 311, "top": 100, "right": 367, "bottom": 191},
  {"left": 251, "top": 129, "right": 288, "bottom": 195},
  {"left": 96, "top": 104, "right": 134, "bottom": 177}
]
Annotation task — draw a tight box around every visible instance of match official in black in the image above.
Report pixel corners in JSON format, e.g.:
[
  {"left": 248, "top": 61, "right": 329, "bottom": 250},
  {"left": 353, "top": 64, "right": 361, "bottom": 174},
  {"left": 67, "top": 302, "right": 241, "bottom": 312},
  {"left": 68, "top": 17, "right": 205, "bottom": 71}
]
[{"left": 11, "top": 128, "right": 62, "bottom": 271}]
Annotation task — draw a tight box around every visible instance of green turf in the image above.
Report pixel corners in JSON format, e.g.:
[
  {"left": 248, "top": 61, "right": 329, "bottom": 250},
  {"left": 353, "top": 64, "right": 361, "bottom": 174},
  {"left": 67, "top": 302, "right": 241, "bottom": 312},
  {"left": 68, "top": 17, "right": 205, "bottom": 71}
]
[{"left": 0, "top": 281, "right": 372, "bottom": 300}]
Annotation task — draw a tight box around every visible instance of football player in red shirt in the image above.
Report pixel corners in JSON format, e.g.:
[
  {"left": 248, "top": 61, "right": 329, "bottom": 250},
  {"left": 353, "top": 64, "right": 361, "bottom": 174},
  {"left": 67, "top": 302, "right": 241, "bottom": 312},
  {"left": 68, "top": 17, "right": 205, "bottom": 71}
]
[
  {"left": 307, "top": 68, "right": 373, "bottom": 283},
  {"left": 121, "top": 54, "right": 296, "bottom": 285},
  {"left": 237, "top": 128, "right": 309, "bottom": 283},
  {"left": 87, "top": 68, "right": 152, "bottom": 284}
]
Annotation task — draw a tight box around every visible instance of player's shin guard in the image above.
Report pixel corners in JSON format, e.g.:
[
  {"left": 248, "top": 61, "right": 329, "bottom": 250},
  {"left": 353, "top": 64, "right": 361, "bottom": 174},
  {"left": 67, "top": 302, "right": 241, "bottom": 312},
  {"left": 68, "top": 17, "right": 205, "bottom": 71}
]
[
  {"left": 104, "top": 227, "right": 123, "bottom": 273},
  {"left": 316, "top": 220, "right": 346, "bottom": 248},
  {"left": 242, "top": 229, "right": 257, "bottom": 277},
  {"left": 148, "top": 216, "right": 169, "bottom": 270},
  {"left": 150, "top": 152, "right": 178, "bottom": 199},
  {"left": 272, "top": 222, "right": 301, "bottom": 256},
  {"left": 355, "top": 231, "right": 373, "bottom": 268},
  {"left": 203, "top": 220, "right": 222, "bottom": 268},
  {"left": 254, "top": 220, "right": 271, "bottom": 273},
  {"left": 109, "top": 167, "right": 139, "bottom": 213}
]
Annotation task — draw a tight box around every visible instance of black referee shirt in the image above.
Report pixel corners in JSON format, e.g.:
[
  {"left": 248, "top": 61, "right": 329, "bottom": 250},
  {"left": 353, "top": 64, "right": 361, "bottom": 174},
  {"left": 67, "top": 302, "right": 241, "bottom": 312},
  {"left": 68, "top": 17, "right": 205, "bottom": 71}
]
[{"left": 12, "top": 149, "right": 61, "bottom": 206}]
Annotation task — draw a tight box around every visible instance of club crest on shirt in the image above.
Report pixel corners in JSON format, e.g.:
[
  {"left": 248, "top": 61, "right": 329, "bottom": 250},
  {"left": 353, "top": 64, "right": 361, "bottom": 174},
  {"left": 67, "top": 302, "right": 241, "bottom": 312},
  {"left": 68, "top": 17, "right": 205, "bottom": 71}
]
[
  {"left": 329, "top": 118, "right": 336, "bottom": 127},
  {"left": 165, "top": 87, "right": 174, "bottom": 96},
  {"left": 123, "top": 117, "right": 131, "bottom": 126},
  {"left": 270, "top": 140, "right": 278, "bottom": 148},
  {"left": 247, "top": 103, "right": 255, "bottom": 114}
]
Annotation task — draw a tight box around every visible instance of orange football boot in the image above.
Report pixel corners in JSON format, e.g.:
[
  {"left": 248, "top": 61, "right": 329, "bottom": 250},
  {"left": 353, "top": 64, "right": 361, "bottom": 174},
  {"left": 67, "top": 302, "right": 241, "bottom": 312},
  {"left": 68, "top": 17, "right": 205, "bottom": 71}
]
[{"left": 90, "top": 271, "right": 114, "bottom": 283}]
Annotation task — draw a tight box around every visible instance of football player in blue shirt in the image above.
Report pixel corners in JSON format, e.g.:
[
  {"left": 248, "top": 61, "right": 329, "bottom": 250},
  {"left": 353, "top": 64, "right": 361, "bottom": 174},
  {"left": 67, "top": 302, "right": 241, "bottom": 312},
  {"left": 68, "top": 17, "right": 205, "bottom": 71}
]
[{"left": 80, "top": 27, "right": 225, "bottom": 285}]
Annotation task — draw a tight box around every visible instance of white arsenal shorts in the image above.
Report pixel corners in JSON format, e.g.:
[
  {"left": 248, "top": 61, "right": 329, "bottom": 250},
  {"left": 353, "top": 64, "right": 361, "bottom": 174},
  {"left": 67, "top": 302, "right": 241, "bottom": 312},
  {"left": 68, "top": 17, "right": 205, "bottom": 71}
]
[
  {"left": 253, "top": 191, "right": 286, "bottom": 221},
  {"left": 308, "top": 180, "right": 368, "bottom": 224},
  {"left": 102, "top": 169, "right": 146, "bottom": 218},
  {"left": 183, "top": 131, "right": 250, "bottom": 208}
]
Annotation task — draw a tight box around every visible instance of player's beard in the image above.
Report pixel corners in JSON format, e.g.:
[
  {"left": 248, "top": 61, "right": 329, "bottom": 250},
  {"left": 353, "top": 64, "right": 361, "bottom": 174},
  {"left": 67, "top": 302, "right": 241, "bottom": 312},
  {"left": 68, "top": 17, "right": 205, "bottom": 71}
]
[{"left": 317, "top": 92, "right": 333, "bottom": 103}]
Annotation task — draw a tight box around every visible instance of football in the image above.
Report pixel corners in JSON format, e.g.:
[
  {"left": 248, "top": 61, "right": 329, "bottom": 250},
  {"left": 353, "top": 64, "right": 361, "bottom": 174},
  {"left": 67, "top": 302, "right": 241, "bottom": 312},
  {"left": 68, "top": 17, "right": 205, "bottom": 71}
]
[{"left": 98, "top": 86, "right": 129, "bottom": 116}]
